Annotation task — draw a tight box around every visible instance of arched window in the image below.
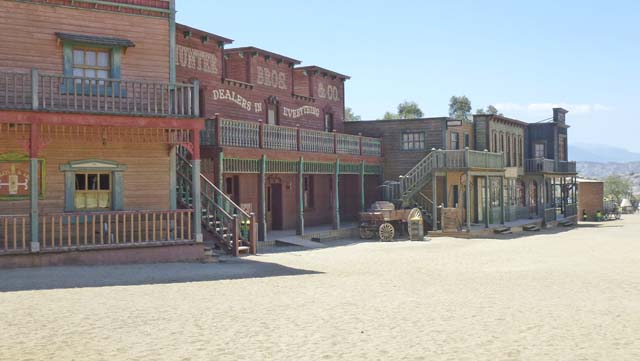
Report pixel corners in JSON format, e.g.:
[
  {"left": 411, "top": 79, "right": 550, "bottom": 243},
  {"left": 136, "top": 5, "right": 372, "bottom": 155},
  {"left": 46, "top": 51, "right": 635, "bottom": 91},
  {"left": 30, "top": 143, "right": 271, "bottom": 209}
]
[{"left": 506, "top": 134, "right": 511, "bottom": 166}]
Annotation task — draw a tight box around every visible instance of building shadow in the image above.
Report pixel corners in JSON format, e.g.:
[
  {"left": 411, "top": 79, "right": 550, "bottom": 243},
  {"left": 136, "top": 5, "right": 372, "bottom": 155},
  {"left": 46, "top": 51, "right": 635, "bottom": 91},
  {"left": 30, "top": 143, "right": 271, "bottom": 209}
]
[{"left": 0, "top": 258, "right": 322, "bottom": 293}]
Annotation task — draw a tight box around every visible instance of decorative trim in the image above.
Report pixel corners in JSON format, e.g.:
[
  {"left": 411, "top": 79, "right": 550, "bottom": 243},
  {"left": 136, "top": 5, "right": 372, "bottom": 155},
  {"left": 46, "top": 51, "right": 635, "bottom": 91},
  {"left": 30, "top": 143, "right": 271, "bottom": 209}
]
[{"left": 59, "top": 159, "right": 127, "bottom": 172}]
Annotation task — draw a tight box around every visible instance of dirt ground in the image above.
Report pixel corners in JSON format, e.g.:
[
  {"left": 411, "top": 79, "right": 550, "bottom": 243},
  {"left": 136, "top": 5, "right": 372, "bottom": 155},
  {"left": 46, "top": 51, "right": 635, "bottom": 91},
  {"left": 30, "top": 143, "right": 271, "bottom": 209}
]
[{"left": 1, "top": 216, "right": 639, "bottom": 360}]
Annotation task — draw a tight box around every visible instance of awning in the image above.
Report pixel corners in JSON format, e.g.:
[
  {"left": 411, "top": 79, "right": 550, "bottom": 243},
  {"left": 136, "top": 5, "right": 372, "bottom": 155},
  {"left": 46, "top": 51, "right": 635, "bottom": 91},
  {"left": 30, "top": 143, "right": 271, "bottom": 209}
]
[{"left": 55, "top": 32, "right": 135, "bottom": 49}]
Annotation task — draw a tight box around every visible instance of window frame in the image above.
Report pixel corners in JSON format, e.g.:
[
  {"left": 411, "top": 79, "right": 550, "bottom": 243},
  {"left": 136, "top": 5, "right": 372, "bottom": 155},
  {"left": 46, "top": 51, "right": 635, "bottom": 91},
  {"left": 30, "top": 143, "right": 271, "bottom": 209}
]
[
  {"left": 74, "top": 172, "right": 112, "bottom": 211},
  {"left": 60, "top": 159, "right": 127, "bottom": 212},
  {"left": 534, "top": 142, "right": 546, "bottom": 159},
  {"left": 450, "top": 132, "right": 460, "bottom": 150},
  {"left": 402, "top": 131, "right": 426, "bottom": 151},
  {"left": 61, "top": 41, "right": 125, "bottom": 96}
]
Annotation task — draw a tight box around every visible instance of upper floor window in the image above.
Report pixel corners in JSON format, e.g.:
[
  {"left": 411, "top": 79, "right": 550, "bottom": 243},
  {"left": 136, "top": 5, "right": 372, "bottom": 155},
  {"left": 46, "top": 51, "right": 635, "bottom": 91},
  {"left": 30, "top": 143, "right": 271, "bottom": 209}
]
[
  {"left": 73, "top": 48, "right": 110, "bottom": 81},
  {"left": 402, "top": 132, "right": 425, "bottom": 151},
  {"left": 464, "top": 133, "right": 470, "bottom": 148},
  {"left": 324, "top": 113, "right": 334, "bottom": 132},
  {"left": 450, "top": 132, "right": 460, "bottom": 150},
  {"left": 75, "top": 173, "right": 111, "bottom": 210},
  {"left": 534, "top": 143, "right": 545, "bottom": 158}
]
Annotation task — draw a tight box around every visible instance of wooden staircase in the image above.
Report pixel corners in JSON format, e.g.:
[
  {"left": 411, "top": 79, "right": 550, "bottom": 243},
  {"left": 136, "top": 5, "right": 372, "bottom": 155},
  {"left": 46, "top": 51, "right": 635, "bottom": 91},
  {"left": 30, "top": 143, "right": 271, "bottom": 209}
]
[{"left": 176, "top": 149, "right": 256, "bottom": 257}]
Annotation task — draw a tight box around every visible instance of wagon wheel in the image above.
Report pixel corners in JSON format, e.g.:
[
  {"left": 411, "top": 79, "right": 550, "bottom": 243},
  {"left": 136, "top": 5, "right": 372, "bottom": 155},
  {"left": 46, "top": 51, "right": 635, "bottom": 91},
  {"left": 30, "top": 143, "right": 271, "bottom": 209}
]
[
  {"left": 359, "top": 227, "right": 374, "bottom": 239},
  {"left": 378, "top": 223, "right": 395, "bottom": 242}
]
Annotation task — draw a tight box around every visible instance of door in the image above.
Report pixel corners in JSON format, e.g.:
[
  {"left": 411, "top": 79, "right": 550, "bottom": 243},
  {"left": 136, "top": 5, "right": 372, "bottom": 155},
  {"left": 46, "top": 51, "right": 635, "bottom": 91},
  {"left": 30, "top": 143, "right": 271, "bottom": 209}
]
[
  {"left": 529, "top": 181, "right": 538, "bottom": 217},
  {"left": 269, "top": 183, "right": 283, "bottom": 230},
  {"left": 476, "top": 177, "right": 485, "bottom": 224},
  {"left": 324, "top": 113, "right": 334, "bottom": 132}
]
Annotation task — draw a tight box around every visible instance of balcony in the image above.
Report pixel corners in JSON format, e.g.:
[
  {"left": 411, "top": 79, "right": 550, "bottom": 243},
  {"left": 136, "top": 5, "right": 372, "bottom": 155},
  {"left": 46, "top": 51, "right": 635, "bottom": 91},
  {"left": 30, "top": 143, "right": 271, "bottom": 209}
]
[
  {"left": 432, "top": 149, "right": 505, "bottom": 170},
  {"left": 0, "top": 69, "right": 199, "bottom": 117},
  {"left": 201, "top": 118, "right": 383, "bottom": 157},
  {"left": 525, "top": 158, "right": 577, "bottom": 174}
]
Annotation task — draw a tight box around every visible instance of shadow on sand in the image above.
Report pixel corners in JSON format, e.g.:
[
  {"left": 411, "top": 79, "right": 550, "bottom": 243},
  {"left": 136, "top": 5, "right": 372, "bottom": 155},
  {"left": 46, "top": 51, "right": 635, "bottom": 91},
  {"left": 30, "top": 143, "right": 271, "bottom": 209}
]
[{"left": 0, "top": 258, "right": 322, "bottom": 293}]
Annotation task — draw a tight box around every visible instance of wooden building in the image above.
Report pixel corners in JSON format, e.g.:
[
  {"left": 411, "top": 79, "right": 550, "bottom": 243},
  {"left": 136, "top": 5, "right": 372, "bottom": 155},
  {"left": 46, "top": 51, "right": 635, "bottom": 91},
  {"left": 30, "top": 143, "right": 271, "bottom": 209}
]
[
  {"left": 0, "top": 0, "right": 207, "bottom": 267},
  {"left": 174, "top": 24, "right": 383, "bottom": 246}
]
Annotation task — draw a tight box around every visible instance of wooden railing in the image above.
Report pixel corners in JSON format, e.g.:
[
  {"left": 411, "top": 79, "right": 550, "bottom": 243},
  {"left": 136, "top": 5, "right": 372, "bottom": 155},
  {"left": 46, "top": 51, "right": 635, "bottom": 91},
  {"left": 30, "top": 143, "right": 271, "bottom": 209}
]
[
  {"left": 544, "top": 207, "right": 557, "bottom": 222},
  {"left": 39, "top": 210, "right": 193, "bottom": 250},
  {"left": 202, "top": 118, "right": 382, "bottom": 157},
  {"left": 0, "top": 68, "right": 199, "bottom": 117},
  {"left": 0, "top": 215, "right": 29, "bottom": 253},
  {"left": 176, "top": 150, "right": 256, "bottom": 256},
  {"left": 565, "top": 203, "right": 578, "bottom": 218},
  {"left": 525, "top": 159, "right": 576, "bottom": 174}
]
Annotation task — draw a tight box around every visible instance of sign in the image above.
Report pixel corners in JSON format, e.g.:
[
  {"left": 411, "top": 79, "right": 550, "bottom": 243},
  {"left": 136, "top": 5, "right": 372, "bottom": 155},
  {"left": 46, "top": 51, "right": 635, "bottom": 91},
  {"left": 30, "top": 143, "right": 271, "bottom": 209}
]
[
  {"left": 447, "top": 120, "right": 463, "bottom": 127},
  {"left": 176, "top": 45, "right": 218, "bottom": 75},
  {"left": 317, "top": 83, "right": 340, "bottom": 101},
  {"left": 282, "top": 106, "right": 320, "bottom": 119},
  {"left": 0, "top": 154, "right": 44, "bottom": 200},
  {"left": 257, "top": 66, "right": 287, "bottom": 90},
  {"left": 211, "top": 88, "right": 263, "bottom": 113}
]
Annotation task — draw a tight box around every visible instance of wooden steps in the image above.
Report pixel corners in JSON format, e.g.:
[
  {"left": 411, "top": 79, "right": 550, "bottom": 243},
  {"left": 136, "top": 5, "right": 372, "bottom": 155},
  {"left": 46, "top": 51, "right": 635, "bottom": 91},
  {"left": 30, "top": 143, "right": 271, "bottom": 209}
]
[
  {"left": 494, "top": 227, "right": 513, "bottom": 235},
  {"left": 523, "top": 224, "right": 541, "bottom": 232}
]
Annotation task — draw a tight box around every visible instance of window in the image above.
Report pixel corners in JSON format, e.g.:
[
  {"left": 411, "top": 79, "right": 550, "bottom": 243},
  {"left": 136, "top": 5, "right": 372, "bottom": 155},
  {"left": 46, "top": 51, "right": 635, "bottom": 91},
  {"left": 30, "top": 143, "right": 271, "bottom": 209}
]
[
  {"left": 506, "top": 134, "right": 511, "bottom": 166},
  {"left": 492, "top": 131, "right": 498, "bottom": 152},
  {"left": 559, "top": 135, "right": 567, "bottom": 161},
  {"left": 451, "top": 185, "right": 459, "bottom": 208},
  {"left": 74, "top": 173, "right": 111, "bottom": 210},
  {"left": 304, "top": 175, "right": 315, "bottom": 209},
  {"left": 225, "top": 176, "right": 240, "bottom": 204},
  {"left": 402, "top": 132, "right": 425, "bottom": 151},
  {"left": 450, "top": 132, "right": 460, "bottom": 150},
  {"left": 464, "top": 133, "right": 470, "bottom": 148},
  {"left": 535, "top": 143, "right": 545, "bottom": 158},
  {"left": 72, "top": 48, "right": 110, "bottom": 82},
  {"left": 324, "top": 113, "right": 334, "bottom": 132}
]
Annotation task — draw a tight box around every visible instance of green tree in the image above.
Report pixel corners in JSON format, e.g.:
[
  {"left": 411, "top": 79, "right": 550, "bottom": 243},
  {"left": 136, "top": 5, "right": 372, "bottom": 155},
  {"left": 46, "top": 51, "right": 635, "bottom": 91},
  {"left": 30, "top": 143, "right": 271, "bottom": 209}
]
[
  {"left": 475, "top": 108, "right": 486, "bottom": 114},
  {"left": 397, "top": 101, "right": 423, "bottom": 119},
  {"left": 486, "top": 105, "right": 499, "bottom": 115},
  {"left": 449, "top": 95, "right": 472, "bottom": 120},
  {"left": 604, "top": 175, "right": 633, "bottom": 204},
  {"left": 345, "top": 107, "right": 362, "bottom": 121},
  {"left": 381, "top": 111, "right": 398, "bottom": 120}
]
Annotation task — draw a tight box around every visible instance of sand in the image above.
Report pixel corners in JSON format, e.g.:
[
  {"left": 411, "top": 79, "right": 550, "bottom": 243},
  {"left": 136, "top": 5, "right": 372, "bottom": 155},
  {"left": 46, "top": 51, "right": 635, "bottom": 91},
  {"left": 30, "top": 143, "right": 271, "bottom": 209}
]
[{"left": 1, "top": 216, "right": 640, "bottom": 360}]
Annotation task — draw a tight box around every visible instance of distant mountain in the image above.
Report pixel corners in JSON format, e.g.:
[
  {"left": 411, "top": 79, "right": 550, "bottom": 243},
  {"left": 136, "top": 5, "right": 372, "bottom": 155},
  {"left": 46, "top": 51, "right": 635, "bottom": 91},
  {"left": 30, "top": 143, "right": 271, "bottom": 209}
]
[
  {"left": 570, "top": 143, "right": 640, "bottom": 163},
  {"left": 577, "top": 161, "right": 640, "bottom": 195}
]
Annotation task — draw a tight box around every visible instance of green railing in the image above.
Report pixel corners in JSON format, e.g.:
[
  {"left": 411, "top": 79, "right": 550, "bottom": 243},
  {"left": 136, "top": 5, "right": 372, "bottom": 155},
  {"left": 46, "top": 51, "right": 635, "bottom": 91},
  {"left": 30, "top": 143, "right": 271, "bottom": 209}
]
[
  {"left": 177, "top": 151, "right": 256, "bottom": 256},
  {"left": 201, "top": 118, "right": 382, "bottom": 156}
]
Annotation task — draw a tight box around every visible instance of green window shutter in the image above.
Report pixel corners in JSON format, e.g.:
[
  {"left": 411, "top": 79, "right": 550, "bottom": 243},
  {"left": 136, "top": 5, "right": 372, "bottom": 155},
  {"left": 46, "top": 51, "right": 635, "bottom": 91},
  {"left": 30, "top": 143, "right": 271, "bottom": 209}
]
[
  {"left": 110, "top": 47, "right": 122, "bottom": 79},
  {"left": 64, "top": 171, "right": 75, "bottom": 212},
  {"left": 63, "top": 43, "right": 73, "bottom": 76},
  {"left": 112, "top": 172, "right": 124, "bottom": 211}
]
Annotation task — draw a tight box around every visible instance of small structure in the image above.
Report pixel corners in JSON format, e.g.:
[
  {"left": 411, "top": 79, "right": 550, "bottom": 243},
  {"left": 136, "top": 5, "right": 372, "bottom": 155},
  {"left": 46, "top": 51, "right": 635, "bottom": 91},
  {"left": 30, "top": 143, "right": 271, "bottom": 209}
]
[
  {"left": 359, "top": 201, "right": 421, "bottom": 241},
  {"left": 620, "top": 199, "right": 634, "bottom": 214},
  {"left": 577, "top": 178, "right": 604, "bottom": 221}
]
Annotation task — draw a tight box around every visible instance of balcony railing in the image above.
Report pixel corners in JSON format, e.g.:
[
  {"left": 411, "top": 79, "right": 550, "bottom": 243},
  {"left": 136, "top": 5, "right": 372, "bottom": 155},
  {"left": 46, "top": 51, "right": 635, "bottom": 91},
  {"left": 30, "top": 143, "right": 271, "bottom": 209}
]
[
  {"left": 525, "top": 158, "right": 577, "bottom": 174},
  {"left": 0, "top": 215, "right": 30, "bottom": 254},
  {"left": 202, "top": 118, "right": 383, "bottom": 157},
  {"left": 432, "top": 149, "right": 505, "bottom": 170},
  {"left": 0, "top": 68, "right": 199, "bottom": 117}
]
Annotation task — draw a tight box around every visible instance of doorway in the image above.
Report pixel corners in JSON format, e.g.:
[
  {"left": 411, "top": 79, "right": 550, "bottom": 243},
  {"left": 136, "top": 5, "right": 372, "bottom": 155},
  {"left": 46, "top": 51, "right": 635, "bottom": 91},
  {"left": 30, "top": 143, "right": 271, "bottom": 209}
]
[{"left": 268, "top": 183, "right": 283, "bottom": 230}]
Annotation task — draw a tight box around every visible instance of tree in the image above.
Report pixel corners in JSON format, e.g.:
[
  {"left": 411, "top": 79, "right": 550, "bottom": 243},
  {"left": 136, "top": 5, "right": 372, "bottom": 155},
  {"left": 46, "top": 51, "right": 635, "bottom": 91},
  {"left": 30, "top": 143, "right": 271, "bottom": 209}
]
[
  {"left": 486, "top": 105, "right": 499, "bottom": 115},
  {"left": 604, "top": 175, "right": 633, "bottom": 204},
  {"left": 381, "top": 111, "right": 398, "bottom": 120},
  {"left": 345, "top": 107, "right": 362, "bottom": 121},
  {"left": 449, "top": 95, "right": 472, "bottom": 120},
  {"left": 475, "top": 108, "right": 486, "bottom": 114},
  {"left": 397, "top": 101, "right": 423, "bottom": 119}
]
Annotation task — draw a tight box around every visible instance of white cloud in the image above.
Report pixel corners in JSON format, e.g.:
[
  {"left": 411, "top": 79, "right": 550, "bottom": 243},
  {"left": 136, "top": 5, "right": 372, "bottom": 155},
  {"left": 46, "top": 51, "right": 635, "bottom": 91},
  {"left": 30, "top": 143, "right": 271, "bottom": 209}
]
[{"left": 494, "top": 102, "right": 611, "bottom": 115}]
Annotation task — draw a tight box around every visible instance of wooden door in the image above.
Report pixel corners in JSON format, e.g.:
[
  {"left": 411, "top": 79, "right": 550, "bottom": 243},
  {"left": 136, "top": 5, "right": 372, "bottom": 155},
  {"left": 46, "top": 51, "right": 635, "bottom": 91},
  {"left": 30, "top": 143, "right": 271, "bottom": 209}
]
[{"left": 270, "top": 183, "right": 283, "bottom": 230}]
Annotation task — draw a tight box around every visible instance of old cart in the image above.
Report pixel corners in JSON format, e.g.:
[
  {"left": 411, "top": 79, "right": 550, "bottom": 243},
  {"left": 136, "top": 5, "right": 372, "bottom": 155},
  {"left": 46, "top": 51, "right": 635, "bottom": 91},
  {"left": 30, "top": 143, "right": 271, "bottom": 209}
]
[{"left": 359, "top": 201, "right": 423, "bottom": 241}]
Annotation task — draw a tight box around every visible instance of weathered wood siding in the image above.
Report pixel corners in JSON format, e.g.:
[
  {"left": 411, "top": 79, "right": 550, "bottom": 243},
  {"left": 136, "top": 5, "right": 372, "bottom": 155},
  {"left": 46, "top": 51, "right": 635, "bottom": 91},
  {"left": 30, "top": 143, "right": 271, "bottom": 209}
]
[
  {"left": 344, "top": 118, "right": 447, "bottom": 180},
  {"left": 0, "top": 132, "right": 170, "bottom": 216},
  {"left": 0, "top": 1, "right": 170, "bottom": 81}
]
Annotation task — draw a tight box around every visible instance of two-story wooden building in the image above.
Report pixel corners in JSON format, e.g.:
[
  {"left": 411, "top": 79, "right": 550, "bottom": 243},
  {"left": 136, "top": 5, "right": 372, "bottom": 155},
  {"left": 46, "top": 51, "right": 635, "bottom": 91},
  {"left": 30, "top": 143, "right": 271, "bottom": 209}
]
[
  {"left": 0, "top": 0, "right": 206, "bottom": 267},
  {"left": 174, "top": 24, "right": 383, "bottom": 248}
]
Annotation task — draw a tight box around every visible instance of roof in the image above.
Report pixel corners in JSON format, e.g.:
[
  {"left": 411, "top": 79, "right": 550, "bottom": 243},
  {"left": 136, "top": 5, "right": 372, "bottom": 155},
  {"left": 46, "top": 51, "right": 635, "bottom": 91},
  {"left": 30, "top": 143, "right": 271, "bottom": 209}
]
[
  {"left": 346, "top": 117, "right": 450, "bottom": 124},
  {"left": 224, "top": 47, "right": 301, "bottom": 65},
  {"left": 295, "top": 66, "right": 350, "bottom": 80},
  {"left": 474, "top": 113, "right": 528, "bottom": 127},
  {"left": 176, "top": 23, "right": 233, "bottom": 45},
  {"left": 577, "top": 178, "right": 604, "bottom": 184},
  {"left": 55, "top": 32, "right": 135, "bottom": 48}
]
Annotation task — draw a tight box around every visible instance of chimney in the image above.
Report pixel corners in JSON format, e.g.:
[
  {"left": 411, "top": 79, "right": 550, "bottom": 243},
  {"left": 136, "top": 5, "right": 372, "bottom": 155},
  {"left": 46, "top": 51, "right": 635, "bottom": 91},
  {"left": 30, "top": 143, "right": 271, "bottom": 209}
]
[{"left": 553, "top": 108, "right": 568, "bottom": 124}]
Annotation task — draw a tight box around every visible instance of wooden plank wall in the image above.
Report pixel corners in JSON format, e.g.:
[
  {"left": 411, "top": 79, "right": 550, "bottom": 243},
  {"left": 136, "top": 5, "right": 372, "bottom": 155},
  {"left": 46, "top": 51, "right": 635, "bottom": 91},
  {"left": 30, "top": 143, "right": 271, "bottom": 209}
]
[{"left": 0, "top": 1, "right": 170, "bottom": 81}]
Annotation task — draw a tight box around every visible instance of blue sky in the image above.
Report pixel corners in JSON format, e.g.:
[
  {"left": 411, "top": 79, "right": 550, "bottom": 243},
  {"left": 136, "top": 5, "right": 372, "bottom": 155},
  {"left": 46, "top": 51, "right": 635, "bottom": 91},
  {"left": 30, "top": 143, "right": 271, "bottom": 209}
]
[{"left": 177, "top": 0, "right": 640, "bottom": 152}]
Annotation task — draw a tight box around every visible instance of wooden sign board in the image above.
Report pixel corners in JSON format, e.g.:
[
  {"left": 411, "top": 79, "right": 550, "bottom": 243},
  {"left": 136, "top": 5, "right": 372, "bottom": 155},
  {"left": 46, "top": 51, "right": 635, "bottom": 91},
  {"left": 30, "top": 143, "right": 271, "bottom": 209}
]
[{"left": 0, "top": 153, "right": 44, "bottom": 200}]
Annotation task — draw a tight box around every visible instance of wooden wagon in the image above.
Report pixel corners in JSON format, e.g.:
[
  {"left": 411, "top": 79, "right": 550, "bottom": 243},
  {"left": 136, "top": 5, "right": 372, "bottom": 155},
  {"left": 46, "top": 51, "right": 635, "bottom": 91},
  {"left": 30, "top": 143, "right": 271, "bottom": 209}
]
[{"left": 359, "top": 201, "right": 422, "bottom": 241}]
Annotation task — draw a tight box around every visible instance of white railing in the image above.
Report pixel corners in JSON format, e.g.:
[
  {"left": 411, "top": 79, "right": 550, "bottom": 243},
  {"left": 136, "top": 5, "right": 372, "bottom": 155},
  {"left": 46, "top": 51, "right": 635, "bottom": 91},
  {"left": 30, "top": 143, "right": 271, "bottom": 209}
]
[{"left": 0, "top": 215, "right": 29, "bottom": 253}]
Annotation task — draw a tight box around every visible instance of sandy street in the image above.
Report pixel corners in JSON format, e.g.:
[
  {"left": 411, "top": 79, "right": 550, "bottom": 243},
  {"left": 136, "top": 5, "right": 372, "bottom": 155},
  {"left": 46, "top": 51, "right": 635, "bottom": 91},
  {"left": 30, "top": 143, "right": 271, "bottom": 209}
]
[{"left": 1, "top": 216, "right": 639, "bottom": 361}]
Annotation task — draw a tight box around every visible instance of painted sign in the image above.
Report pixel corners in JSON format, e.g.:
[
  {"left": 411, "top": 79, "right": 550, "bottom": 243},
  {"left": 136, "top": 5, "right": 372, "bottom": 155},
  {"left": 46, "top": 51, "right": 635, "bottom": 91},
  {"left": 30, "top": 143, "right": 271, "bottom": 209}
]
[
  {"left": 317, "top": 83, "right": 340, "bottom": 101},
  {"left": 211, "top": 88, "right": 263, "bottom": 113},
  {"left": 282, "top": 105, "right": 320, "bottom": 119},
  {"left": 0, "top": 154, "right": 44, "bottom": 200},
  {"left": 257, "top": 66, "right": 287, "bottom": 90},
  {"left": 176, "top": 45, "right": 218, "bottom": 75}
]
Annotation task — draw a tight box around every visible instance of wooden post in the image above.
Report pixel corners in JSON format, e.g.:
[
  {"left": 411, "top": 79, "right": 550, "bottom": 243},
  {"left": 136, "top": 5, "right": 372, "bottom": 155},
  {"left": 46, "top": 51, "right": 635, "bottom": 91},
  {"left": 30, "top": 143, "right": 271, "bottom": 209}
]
[
  {"left": 192, "top": 79, "right": 200, "bottom": 117},
  {"left": 31, "top": 68, "right": 39, "bottom": 110},
  {"left": 432, "top": 171, "right": 437, "bottom": 232},
  {"left": 249, "top": 212, "right": 257, "bottom": 255},
  {"left": 358, "top": 133, "right": 363, "bottom": 155},
  {"left": 296, "top": 124, "right": 302, "bottom": 152},
  {"left": 232, "top": 215, "right": 240, "bottom": 257},
  {"left": 259, "top": 154, "right": 267, "bottom": 242},
  {"left": 333, "top": 158, "right": 340, "bottom": 230},
  {"left": 215, "top": 114, "right": 222, "bottom": 146},
  {"left": 333, "top": 130, "right": 338, "bottom": 154},
  {"left": 500, "top": 176, "right": 505, "bottom": 225},
  {"left": 360, "top": 160, "right": 366, "bottom": 212},
  {"left": 484, "top": 176, "right": 490, "bottom": 228},
  {"left": 296, "top": 157, "right": 304, "bottom": 236},
  {"left": 29, "top": 122, "right": 40, "bottom": 252},
  {"left": 169, "top": 145, "right": 177, "bottom": 210},
  {"left": 258, "top": 119, "right": 264, "bottom": 149},
  {"left": 466, "top": 171, "right": 471, "bottom": 231},
  {"left": 192, "top": 130, "right": 203, "bottom": 243}
]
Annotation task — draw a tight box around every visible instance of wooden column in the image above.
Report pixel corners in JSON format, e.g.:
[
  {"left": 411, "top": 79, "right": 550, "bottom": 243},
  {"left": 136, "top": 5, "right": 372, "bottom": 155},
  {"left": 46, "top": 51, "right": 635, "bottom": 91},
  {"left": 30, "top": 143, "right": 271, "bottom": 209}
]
[
  {"left": 466, "top": 171, "right": 471, "bottom": 231},
  {"left": 484, "top": 176, "right": 490, "bottom": 228},
  {"left": 29, "top": 121, "right": 40, "bottom": 252},
  {"left": 360, "top": 160, "right": 366, "bottom": 212},
  {"left": 169, "top": 145, "right": 177, "bottom": 210},
  {"left": 191, "top": 130, "right": 203, "bottom": 243},
  {"left": 259, "top": 154, "right": 267, "bottom": 242},
  {"left": 296, "top": 157, "right": 304, "bottom": 236},
  {"left": 432, "top": 171, "right": 437, "bottom": 232},
  {"left": 333, "top": 159, "right": 341, "bottom": 230},
  {"left": 500, "top": 176, "right": 505, "bottom": 225}
]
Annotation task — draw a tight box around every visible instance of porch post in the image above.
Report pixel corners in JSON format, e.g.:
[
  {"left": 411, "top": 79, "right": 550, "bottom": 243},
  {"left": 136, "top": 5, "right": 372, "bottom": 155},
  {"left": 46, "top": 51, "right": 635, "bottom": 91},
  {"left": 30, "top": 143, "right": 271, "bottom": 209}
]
[
  {"left": 169, "top": 145, "right": 177, "bottom": 210},
  {"left": 360, "top": 160, "right": 366, "bottom": 212},
  {"left": 466, "top": 171, "right": 471, "bottom": 231},
  {"left": 333, "top": 158, "right": 341, "bottom": 230},
  {"left": 500, "top": 176, "right": 505, "bottom": 224},
  {"left": 191, "top": 130, "right": 203, "bottom": 243},
  {"left": 484, "top": 176, "right": 490, "bottom": 228},
  {"left": 259, "top": 154, "right": 267, "bottom": 242},
  {"left": 432, "top": 171, "right": 437, "bottom": 231},
  {"left": 296, "top": 157, "right": 304, "bottom": 236},
  {"left": 29, "top": 122, "right": 40, "bottom": 252}
]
